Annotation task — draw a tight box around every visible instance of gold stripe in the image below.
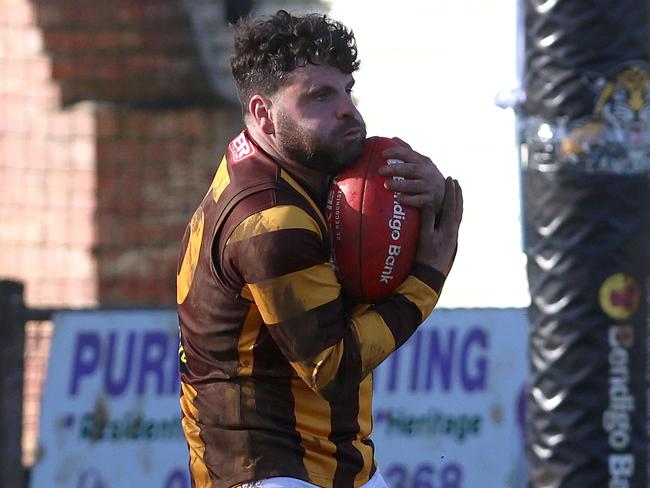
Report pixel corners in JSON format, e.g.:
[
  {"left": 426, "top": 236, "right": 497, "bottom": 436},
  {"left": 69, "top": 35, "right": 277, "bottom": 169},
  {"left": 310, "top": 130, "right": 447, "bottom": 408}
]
[
  {"left": 353, "top": 375, "right": 374, "bottom": 487},
  {"left": 177, "top": 208, "right": 205, "bottom": 305},
  {"left": 396, "top": 275, "right": 440, "bottom": 320},
  {"left": 211, "top": 156, "right": 230, "bottom": 202},
  {"left": 350, "top": 303, "right": 372, "bottom": 317},
  {"left": 240, "top": 284, "right": 253, "bottom": 301},
  {"left": 180, "top": 382, "right": 212, "bottom": 487},
  {"left": 237, "top": 304, "right": 262, "bottom": 376},
  {"left": 350, "top": 311, "right": 396, "bottom": 378},
  {"left": 228, "top": 205, "right": 321, "bottom": 245},
  {"left": 291, "top": 380, "right": 337, "bottom": 487},
  {"left": 248, "top": 263, "right": 340, "bottom": 325},
  {"left": 280, "top": 169, "right": 327, "bottom": 229},
  {"left": 291, "top": 341, "right": 344, "bottom": 392}
]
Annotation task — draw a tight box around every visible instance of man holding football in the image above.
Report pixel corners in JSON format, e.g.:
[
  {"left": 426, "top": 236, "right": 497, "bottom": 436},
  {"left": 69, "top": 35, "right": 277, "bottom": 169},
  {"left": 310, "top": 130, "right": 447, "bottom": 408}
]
[{"left": 177, "top": 9, "right": 463, "bottom": 488}]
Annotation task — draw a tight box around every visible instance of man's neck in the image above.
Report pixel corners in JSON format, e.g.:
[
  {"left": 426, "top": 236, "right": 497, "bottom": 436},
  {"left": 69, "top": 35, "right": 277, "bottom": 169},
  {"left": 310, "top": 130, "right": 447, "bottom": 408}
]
[{"left": 246, "top": 128, "right": 330, "bottom": 206}]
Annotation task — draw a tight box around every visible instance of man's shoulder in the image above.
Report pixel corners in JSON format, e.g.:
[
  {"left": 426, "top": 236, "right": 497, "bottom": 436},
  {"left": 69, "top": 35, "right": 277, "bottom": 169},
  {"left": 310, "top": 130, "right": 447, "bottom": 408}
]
[
  {"left": 211, "top": 132, "right": 327, "bottom": 243},
  {"left": 226, "top": 190, "right": 323, "bottom": 245},
  {"left": 222, "top": 131, "right": 282, "bottom": 190}
]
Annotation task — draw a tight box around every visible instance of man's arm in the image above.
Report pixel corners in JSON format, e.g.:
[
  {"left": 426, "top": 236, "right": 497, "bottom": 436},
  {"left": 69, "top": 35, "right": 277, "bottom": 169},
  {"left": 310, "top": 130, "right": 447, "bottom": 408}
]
[{"left": 222, "top": 181, "right": 461, "bottom": 400}]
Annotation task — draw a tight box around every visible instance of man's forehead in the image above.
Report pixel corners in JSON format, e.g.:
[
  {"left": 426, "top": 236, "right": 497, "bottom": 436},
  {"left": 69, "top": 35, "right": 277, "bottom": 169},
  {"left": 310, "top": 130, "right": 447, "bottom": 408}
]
[{"left": 284, "top": 64, "right": 354, "bottom": 89}]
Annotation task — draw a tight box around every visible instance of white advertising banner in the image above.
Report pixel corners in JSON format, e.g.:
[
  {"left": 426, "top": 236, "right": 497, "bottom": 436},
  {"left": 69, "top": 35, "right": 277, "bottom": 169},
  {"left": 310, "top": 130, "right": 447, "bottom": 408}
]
[
  {"left": 30, "top": 310, "right": 190, "bottom": 488},
  {"left": 31, "top": 308, "right": 528, "bottom": 488},
  {"left": 372, "top": 308, "right": 529, "bottom": 488}
]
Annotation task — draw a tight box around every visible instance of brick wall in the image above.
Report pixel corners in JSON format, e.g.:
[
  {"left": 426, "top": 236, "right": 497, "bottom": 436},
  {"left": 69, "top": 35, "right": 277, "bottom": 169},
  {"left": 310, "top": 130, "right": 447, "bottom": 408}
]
[
  {"left": 0, "top": 0, "right": 243, "bottom": 470},
  {"left": 2, "top": 0, "right": 332, "bottom": 474},
  {"left": 0, "top": 1, "right": 100, "bottom": 307},
  {"left": 0, "top": 102, "right": 241, "bottom": 307},
  {"left": 94, "top": 105, "right": 241, "bottom": 305},
  {"left": 35, "top": 0, "right": 219, "bottom": 106},
  {"left": 0, "top": 0, "right": 241, "bottom": 307}
]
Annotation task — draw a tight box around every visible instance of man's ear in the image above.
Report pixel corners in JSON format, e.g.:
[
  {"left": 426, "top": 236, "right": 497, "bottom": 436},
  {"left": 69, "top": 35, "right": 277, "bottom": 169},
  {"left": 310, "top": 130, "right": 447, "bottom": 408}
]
[{"left": 249, "top": 95, "right": 275, "bottom": 135}]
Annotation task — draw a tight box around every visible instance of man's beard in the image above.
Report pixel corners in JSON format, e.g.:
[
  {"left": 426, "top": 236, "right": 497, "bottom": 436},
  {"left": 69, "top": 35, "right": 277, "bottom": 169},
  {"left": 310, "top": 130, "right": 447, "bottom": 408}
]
[{"left": 275, "top": 113, "right": 366, "bottom": 174}]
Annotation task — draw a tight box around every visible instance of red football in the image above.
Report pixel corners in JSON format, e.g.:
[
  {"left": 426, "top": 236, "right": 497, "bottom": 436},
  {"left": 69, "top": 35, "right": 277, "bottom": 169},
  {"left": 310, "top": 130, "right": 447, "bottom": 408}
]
[{"left": 326, "top": 136, "right": 420, "bottom": 302}]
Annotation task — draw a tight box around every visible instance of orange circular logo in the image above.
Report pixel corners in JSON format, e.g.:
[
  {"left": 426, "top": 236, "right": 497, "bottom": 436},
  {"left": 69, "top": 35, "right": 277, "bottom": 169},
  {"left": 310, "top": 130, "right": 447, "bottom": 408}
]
[{"left": 599, "top": 274, "right": 641, "bottom": 320}]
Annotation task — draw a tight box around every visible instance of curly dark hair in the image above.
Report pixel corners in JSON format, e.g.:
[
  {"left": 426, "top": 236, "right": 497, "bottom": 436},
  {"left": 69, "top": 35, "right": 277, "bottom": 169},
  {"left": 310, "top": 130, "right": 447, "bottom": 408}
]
[{"left": 230, "top": 10, "right": 360, "bottom": 110}]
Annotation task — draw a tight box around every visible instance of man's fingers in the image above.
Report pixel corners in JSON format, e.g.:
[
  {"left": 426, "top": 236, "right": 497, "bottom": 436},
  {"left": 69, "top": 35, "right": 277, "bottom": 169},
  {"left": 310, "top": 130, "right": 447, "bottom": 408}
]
[
  {"left": 455, "top": 180, "right": 464, "bottom": 222},
  {"left": 380, "top": 145, "right": 427, "bottom": 163},
  {"left": 437, "top": 177, "right": 457, "bottom": 228},
  {"left": 379, "top": 159, "right": 443, "bottom": 188},
  {"left": 379, "top": 160, "right": 424, "bottom": 177},
  {"left": 440, "top": 179, "right": 463, "bottom": 234},
  {"left": 382, "top": 163, "right": 434, "bottom": 191},
  {"left": 390, "top": 137, "right": 412, "bottom": 149},
  {"left": 385, "top": 177, "right": 430, "bottom": 194},
  {"left": 393, "top": 193, "right": 431, "bottom": 208}
]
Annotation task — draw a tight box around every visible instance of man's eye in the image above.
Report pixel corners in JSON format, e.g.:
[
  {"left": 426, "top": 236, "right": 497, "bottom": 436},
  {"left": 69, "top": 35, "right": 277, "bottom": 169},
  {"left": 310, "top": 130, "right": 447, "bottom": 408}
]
[{"left": 314, "top": 92, "right": 329, "bottom": 101}]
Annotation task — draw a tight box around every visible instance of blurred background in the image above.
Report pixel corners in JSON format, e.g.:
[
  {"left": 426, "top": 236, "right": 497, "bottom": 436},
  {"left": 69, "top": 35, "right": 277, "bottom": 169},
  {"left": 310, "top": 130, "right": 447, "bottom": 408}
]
[
  {"left": 0, "top": 0, "right": 527, "bottom": 311},
  {"left": 2, "top": 0, "right": 649, "bottom": 487}
]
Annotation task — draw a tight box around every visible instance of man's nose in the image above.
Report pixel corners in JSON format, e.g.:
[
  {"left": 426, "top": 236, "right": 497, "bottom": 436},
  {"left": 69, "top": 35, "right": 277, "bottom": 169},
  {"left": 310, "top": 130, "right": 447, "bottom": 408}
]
[{"left": 337, "top": 94, "right": 359, "bottom": 119}]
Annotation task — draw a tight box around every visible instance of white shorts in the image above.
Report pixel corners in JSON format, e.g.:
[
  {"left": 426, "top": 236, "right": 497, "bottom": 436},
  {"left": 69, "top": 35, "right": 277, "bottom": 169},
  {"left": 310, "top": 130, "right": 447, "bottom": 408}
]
[{"left": 239, "top": 470, "right": 388, "bottom": 488}]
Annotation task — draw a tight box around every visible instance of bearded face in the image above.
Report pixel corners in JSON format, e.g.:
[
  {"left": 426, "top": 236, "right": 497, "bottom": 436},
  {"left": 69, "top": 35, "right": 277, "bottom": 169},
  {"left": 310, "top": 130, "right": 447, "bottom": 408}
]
[
  {"left": 274, "top": 109, "right": 366, "bottom": 174},
  {"left": 259, "top": 63, "right": 367, "bottom": 175}
]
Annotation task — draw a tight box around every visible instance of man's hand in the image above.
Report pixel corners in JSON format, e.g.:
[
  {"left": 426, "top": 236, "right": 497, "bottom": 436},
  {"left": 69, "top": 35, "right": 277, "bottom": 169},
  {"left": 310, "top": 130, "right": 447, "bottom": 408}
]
[
  {"left": 416, "top": 177, "right": 463, "bottom": 276},
  {"left": 377, "top": 138, "right": 445, "bottom": 213}
]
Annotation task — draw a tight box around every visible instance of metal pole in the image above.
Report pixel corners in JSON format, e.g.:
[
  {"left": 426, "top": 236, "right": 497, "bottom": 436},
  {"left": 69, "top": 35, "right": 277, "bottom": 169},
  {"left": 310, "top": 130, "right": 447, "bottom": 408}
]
[
  {"left": 522, "top": 1, "right": 650, "bottom": 486},
  {"left": 0, "top": 281, "right": 27, "bottom": 488}
]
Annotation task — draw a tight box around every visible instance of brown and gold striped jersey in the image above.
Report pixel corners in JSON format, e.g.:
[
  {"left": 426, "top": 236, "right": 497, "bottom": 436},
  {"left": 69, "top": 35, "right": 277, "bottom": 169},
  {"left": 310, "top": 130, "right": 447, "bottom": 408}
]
[{"left": 177, "top": 131, "right": 446, "bottom": 488}]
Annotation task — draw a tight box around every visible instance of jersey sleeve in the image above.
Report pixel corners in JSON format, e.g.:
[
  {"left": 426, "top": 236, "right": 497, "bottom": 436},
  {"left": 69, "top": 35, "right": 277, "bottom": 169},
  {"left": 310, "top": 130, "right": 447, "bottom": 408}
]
[{"left": 222, "top": 203, "right": 445, "bottom": 400}]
